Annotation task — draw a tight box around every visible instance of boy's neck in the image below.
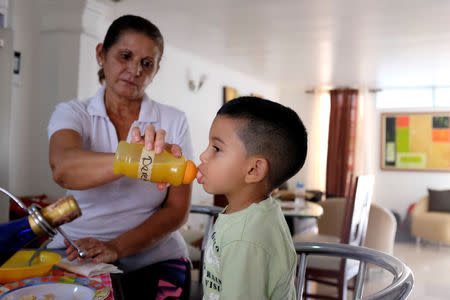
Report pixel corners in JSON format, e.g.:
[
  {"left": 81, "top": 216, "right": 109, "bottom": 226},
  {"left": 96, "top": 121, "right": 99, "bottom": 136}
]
[{"left": 224, "top": 184, "right": 271, "bottom": 214}]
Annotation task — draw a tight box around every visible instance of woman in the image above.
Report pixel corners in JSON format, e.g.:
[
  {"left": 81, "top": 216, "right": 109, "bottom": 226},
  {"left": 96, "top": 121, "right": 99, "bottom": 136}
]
[{"left": 47, "top": 15, "right": 192, "bottom": 299}]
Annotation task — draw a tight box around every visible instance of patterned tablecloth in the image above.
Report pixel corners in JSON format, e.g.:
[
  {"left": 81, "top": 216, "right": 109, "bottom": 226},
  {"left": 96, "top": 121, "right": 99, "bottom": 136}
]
[{"left": 50, "top": 268, "right": 114, "bottom": 300}]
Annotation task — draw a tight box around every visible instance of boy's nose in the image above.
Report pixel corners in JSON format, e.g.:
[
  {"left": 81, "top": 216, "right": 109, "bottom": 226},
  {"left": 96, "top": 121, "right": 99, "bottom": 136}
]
[{"left": 199, "top": 150, "right": 207, "bottom": 163}]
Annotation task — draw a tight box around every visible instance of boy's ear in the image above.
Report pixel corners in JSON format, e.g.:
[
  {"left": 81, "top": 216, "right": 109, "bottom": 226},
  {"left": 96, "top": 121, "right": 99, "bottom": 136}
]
[
  {"left": 245, "top": 157, "right": 269, "bottom": 184},
  {"left": 96, "top": 43, "right": 104, "bottom": 65}
]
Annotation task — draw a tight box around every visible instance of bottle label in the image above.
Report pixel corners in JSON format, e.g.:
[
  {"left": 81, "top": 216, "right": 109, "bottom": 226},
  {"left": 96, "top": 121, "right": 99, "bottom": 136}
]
[{"left": 138, "top": 148, "right": 155, "bottom": 181}]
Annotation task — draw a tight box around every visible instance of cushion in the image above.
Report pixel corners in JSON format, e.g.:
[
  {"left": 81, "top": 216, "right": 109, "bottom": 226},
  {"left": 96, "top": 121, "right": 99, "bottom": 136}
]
[{"left": 428, "top": 189, "right": 450, "bottom": 212}]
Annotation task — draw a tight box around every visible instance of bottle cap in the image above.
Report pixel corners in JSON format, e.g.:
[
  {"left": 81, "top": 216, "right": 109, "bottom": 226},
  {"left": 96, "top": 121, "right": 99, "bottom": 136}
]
[
  {"left": 183, "top": 160, "right": 198, "bottom": 184},
  {"left": 296, "top": 182, "right": 304, "bottom": 188}
]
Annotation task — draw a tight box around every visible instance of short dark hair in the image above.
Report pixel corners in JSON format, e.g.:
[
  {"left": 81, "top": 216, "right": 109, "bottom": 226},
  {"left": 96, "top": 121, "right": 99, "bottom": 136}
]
[
  {"left": 98, "top": 15, "right": 164, "bottom": 83},
  {"left": 217, "top": 96, "right": 307, "bottom": 190}
]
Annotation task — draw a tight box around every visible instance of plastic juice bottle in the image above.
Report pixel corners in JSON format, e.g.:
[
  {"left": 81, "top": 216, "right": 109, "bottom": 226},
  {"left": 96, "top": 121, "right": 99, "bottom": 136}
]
[{"left": 113, "top": 141, "right": 197, "bottom": 186}]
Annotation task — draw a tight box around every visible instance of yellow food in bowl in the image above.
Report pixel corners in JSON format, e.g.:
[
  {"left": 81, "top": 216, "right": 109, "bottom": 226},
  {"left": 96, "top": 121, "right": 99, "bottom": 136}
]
[{"left": 0, "top": 250, "right": 61, "bottom": 283}]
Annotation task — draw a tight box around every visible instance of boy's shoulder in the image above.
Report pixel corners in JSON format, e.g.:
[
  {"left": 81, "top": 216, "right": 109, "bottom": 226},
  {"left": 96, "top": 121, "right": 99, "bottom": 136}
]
[{"left": 218, "top": 198, "right": 294, "bottom": 255}]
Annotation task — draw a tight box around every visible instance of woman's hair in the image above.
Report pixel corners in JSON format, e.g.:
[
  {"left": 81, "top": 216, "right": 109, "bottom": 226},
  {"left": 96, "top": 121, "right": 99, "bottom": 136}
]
[
  {"left": 217, "top": 96, "right": 308, "bottom": 190},
  {"left": 98, "top": 15, "right": 164, "bottom": 84}
]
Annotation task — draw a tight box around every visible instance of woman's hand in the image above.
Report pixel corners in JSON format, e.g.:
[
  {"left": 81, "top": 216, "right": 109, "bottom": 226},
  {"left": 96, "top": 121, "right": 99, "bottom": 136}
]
[
  {"left": 130, "top": 125, "right": 183, "bottom": 190},
  {"left": 64, "top": 238, "right": 119, "bottom": 264}
]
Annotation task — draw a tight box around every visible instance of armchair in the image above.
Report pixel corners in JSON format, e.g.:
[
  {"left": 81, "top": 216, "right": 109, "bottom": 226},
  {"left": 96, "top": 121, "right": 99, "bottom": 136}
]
[{"left": 411, "top": 196, "right": 450, "bottom": 244}]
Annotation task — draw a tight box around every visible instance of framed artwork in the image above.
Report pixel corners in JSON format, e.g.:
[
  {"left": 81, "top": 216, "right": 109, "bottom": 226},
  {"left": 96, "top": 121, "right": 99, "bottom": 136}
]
[
  {"left": 223, "top": 86, "right": 238, "bottom": 103},
  {"left": 380, "top": 112, "right": 450, "bottom": 172},
  {"left": 223, "top": 86, "right": 264, "bottom": 103}
]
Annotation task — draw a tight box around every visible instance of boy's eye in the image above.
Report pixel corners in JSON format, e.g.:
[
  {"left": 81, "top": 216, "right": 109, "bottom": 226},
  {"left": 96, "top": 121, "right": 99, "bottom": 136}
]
[
  {"left": 213, "top": 146, "right": 220, "bottom": 152},
  {"left": 142, "top": 60, "right": 153, "bottom": 68}
]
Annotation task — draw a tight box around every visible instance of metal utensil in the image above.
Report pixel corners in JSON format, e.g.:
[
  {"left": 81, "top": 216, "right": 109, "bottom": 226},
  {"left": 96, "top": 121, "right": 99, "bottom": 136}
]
[
  {"left": 56, "top": 227, "right": 87, "bottom": 258},
  {"left": 27, "top": 239, "right": 52, "bottom": 266}
]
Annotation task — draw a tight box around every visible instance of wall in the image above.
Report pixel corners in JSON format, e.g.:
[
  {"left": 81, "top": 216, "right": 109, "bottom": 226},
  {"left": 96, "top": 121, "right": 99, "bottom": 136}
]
[
  {"left": 280, "top": 87, "right": 329, "bottom": 192},
  {"left": 8, "top": 0, "right": 41, "bottom": 196}
]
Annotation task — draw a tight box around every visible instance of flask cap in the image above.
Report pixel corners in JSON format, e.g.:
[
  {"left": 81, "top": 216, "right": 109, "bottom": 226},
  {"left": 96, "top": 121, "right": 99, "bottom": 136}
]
[{"left": 183, "top": 160, "right": 198, "bottom": 184}]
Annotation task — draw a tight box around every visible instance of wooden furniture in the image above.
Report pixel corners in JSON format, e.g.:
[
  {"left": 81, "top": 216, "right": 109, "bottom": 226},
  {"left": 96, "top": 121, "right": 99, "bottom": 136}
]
[{"left": 294, "top": 175, "right": 374, "bottom": 300}]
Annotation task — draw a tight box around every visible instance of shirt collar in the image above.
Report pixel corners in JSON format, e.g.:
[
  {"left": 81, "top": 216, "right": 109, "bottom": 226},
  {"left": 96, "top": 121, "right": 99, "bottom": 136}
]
[{"left": 87, "top": 85, "right": 158, "bottom": 123}]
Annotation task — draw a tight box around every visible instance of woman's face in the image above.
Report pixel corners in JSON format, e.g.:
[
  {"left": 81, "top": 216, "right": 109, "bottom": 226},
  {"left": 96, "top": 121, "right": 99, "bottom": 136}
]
[{"left": 98, "top": 31, "right": 161, "bottom": 101}]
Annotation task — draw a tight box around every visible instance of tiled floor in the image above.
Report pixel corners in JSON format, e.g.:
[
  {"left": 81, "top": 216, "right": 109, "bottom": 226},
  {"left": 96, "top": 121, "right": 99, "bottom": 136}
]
[
  {"left": 388, "top": 241, "right": 450, "bottom": 300},
  {"left": 190, "top": 241, "right": 450, "bottom": 299},
  {"left": 309, "top": 241, "right": 450, "bottom": 300}
]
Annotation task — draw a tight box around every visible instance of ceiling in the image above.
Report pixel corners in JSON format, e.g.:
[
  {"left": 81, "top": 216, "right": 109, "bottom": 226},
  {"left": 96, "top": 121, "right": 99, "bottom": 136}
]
[{"left": 109, "top": 0, "right": 450, "bottom": 90}]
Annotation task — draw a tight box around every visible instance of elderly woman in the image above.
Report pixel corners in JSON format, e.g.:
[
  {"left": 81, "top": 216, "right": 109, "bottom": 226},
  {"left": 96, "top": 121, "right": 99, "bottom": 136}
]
[{"left": 47, "top": 15, "right": 192, "bottom": 299}]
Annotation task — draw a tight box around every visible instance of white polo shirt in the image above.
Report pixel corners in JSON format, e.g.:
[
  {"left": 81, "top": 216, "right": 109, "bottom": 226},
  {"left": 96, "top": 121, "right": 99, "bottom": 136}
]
[{"left": 47, "top": 86, "right": 193, "bottom": 271}]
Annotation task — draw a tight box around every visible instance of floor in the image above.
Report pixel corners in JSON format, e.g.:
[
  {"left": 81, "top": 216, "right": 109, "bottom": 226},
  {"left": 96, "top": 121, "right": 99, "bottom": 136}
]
[{"left": 188, "top": 241, "right": 450, "bottom": 299}]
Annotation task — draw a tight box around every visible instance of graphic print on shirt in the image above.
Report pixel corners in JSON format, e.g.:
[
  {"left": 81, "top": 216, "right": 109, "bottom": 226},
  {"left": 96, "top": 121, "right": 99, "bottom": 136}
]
[{"left": 203, "top": 230, "right": 222, "bottom": 299}]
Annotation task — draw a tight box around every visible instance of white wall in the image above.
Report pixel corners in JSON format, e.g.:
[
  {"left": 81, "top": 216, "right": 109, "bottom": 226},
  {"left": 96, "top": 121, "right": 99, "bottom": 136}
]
[
  {"left": 9, "top": 0, "right": 41, "bottom": 196},
  {"left": 280, "top": 87, "right": 329, "bottom": 192}
]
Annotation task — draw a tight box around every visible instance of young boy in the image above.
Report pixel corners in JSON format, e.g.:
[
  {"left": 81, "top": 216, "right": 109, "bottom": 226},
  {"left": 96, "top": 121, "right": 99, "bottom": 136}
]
[{"left": 197, "top": 96, "right": 308, "bottom": 300}]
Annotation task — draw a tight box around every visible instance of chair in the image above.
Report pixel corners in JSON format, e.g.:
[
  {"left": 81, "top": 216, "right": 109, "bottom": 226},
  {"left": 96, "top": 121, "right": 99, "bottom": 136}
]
[
  {"left": 294, "top": 242, "right": 414, "bottom": 300},
  {"left": 293, "top": 175, "right": 374, "bottom": 300},
  {"left": 411, "top": 196, "right": 450, "bottom": 244}
]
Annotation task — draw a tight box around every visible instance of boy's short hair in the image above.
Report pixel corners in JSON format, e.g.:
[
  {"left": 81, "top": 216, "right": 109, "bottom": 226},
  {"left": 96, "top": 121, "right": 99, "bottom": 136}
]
[{"left": 217, "top": 96, "right": 307, "bottom": 190}]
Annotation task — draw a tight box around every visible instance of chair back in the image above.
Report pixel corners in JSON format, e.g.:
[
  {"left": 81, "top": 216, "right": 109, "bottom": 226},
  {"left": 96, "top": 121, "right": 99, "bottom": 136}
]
[{"left": 340, "top": 175, "right": 374, "bottom": 247}]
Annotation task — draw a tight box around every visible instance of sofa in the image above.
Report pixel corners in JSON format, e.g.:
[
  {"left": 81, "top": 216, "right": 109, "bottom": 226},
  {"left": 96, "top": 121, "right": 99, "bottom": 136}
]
[{"left": 411, "top": 196, "right": 450, "bottom": 243}]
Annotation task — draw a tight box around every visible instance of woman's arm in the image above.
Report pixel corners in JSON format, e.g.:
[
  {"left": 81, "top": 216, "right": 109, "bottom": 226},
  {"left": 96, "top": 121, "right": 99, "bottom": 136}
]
[
  {"left": 49, "top": 129, "right": 121, "bottom": 190},
  {"left": 65, "top": 183, "right": 192, "bottom": 262},
  {"left": 111, "top": 182, "right": 191, "bottom": 258}
]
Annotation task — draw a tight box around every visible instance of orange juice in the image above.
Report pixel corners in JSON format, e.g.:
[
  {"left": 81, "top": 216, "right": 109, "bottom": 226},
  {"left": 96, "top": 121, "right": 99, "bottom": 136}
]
[{"left": 113, "top": 141, "right": 197, "bottom": 186}]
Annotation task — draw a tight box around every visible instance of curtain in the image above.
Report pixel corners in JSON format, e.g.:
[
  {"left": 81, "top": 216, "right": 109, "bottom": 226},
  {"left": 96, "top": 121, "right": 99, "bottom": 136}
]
[{"left": 326, "top": 89, "right": 358, "bottom": 197}]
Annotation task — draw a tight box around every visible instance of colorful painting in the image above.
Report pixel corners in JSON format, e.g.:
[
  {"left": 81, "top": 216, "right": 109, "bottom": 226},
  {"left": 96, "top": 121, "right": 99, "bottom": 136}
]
[{"left": 381, "top": 112, "right": 450, "bottom": 171}]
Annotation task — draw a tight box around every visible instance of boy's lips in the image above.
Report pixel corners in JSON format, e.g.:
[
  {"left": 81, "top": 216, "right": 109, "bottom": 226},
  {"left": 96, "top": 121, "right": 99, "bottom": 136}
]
[{"left": 196, "top": 169, "right": 204, "bottom": 184}]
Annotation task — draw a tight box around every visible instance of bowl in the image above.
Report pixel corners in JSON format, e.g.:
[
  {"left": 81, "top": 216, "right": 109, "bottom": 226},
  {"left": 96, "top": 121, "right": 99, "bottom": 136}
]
[{"left": 0, "top": 250, "right": 61, "bottom": 283}]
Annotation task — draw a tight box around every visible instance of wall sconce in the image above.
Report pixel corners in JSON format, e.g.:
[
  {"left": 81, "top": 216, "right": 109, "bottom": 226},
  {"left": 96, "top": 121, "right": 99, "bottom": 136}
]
[{"left": 187, "top": 70, "right": 207, "bottom": 93}]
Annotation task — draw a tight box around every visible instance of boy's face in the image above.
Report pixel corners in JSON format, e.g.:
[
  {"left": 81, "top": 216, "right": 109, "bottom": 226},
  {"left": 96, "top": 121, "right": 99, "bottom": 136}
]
[{"left": 197, "top": 116, "right": 250, "bottom": 195}]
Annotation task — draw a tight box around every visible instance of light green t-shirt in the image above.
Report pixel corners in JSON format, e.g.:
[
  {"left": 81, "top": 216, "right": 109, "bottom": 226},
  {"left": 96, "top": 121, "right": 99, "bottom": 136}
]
[{"left": 202, "top": 197, "right": 297, "bottom": 300}]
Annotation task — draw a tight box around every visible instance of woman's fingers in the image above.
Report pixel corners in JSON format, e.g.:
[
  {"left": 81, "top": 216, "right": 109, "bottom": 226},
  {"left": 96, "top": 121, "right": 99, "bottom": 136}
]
[
  {"left": 63, "top": 238, "right": 119, "bottom": 263},
  {"left": 154, "top": 129, "right": 166, "bottom": 154},
  {"left": 144, "top": 125, "right": 156, "bottom": 150},
  {"left": 166, "top": 143, "right": 182, "bottom": 158},
  {"left": 131, "top": 127, "right": 143, "bottom": 143},
  {"left": 156, "top": 182, "right": 169, "bottom": 191}
]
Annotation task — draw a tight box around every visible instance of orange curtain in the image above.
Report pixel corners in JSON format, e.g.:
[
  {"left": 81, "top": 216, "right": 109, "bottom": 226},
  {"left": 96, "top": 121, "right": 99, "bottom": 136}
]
[{"left": 326, "top": 89, "right": 358, "bottom": 198}]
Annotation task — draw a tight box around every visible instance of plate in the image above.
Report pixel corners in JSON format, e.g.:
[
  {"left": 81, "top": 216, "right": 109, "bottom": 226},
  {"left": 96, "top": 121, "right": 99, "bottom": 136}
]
[
  {"left": 0, "top": 251, "right": 61, "bottom": 283},
  {"left": 0, "top": 276, "right": 110, "bottom": 299}
]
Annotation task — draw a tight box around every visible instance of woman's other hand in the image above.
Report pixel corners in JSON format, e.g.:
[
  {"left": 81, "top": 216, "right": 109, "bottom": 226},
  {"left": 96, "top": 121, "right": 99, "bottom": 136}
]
[
  {"left": 130, "top": 125, "right": 183, "bottom": 190},
  {"left": 64, "top": 238, "right": 119, "bottom": 264}
]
